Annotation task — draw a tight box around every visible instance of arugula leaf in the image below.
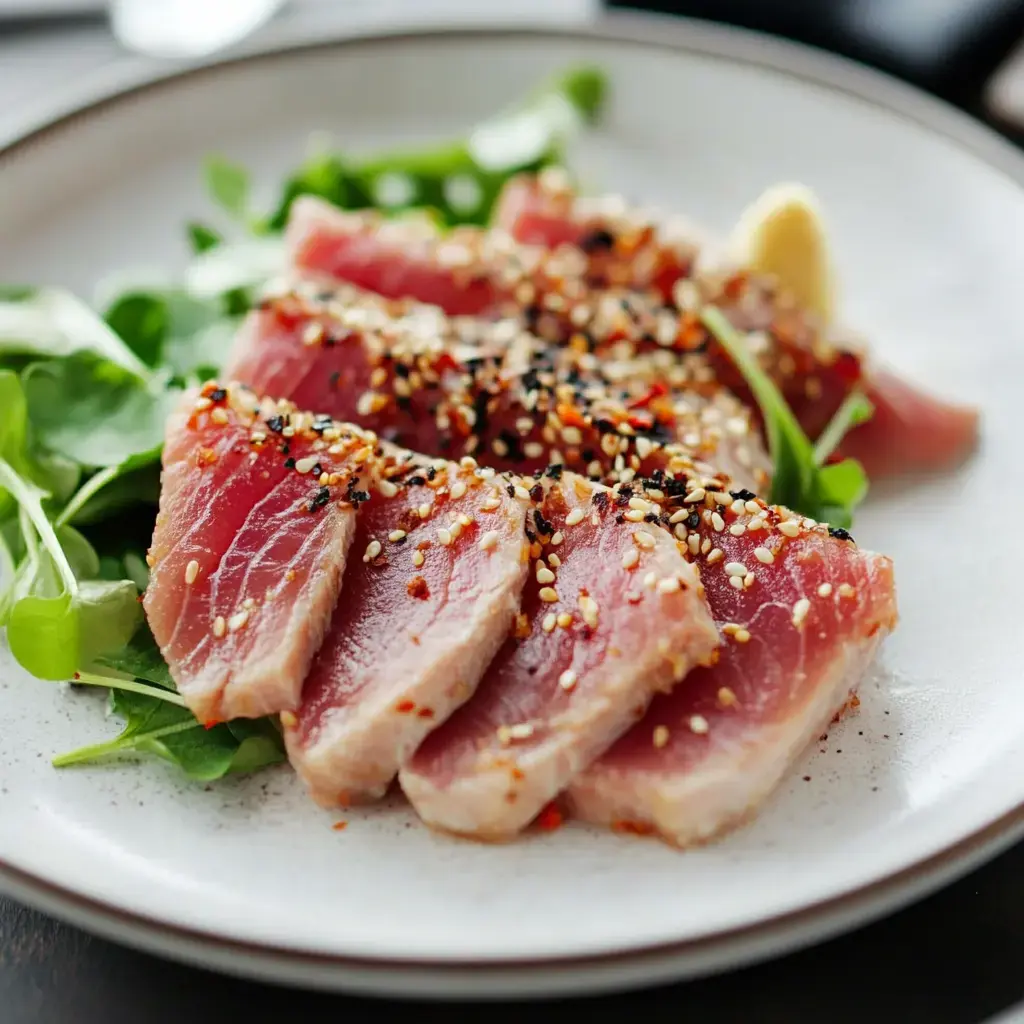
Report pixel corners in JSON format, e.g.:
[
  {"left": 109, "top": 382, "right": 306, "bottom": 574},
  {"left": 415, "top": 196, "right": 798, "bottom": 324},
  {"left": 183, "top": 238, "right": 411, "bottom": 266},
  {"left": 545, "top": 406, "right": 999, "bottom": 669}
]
[
  {"left": 187, "top": 221, "right": 222, "bottom": 255},
  {"left": 205, "top": 155, "right": 251, "bottom": 221},
  {"left": 22, "top": 355, "right": 179, "bottom": 469},
  {"left": 700, "top": 306, "right": 872, "bottom": 527},
  {"left": 0, "top": 288, "right": 151, "bottom": 379}
]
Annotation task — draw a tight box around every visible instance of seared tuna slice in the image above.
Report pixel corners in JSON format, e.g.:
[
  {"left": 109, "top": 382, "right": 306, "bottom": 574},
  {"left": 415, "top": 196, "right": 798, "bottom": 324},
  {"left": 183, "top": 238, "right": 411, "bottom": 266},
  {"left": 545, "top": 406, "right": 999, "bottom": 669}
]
[
  {"left": 400, "top": 474, "right": 718, "bottom": 839},
  {"left": 284, "top": 458, "right": 529, "bottom": 806},
  {"left": 567, "top": 494, "right": 898, "bottom": 847},
  {"left": 145, "top": 383, "right": 374, "bottom": 724}
]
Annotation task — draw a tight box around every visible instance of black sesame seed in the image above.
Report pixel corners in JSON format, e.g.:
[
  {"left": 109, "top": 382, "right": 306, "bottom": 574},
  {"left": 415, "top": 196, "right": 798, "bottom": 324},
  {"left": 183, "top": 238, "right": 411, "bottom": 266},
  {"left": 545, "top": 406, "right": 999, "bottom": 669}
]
[
  {"left": 730, "top": 489, "right": 756, "bottom": 502},
  {"left": 828, "top": 526, "right": 854, "bottom": 542},
  {"left": 579, "top": 228, "right": 615, "bottom": 253},
  {"left": 687, "top": 511, "right": 701, "bottom": 529},
  {"left": 308, "top": 487, "right": 331, "bottom": 512},
  {"left": 283, "top": 457, "right": 296, "bottom": 469},
  {"left": 209, "top": 388, "right": 227, "bottom": 403},
  {"left": 266, "top": 415, "right": 285, "bottom": 434}
]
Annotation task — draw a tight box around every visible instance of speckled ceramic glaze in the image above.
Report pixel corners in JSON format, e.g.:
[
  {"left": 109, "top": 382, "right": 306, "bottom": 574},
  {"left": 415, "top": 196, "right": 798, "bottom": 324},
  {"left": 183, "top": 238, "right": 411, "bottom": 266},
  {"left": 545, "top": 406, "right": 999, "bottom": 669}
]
[{"left": 0, "top": 14, "right": 1021, "bottom": 998}]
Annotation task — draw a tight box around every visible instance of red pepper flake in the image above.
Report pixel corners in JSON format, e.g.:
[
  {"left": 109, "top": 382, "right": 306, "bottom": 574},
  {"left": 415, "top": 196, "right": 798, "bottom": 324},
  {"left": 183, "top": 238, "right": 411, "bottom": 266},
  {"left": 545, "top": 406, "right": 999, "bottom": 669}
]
[
  {"left": 332, "top": 820, "right": 348, "bottom": 831},
  {"left": 407, "top": 575, "right": 430, "bottom": 600},
  {"left": 626, "top": 382, "right": 668, "bottom": 410},
  {"left": 627, "top": 413, "right": 654, "bottom": 431},
  {"left": 203, "top": 719, "right": 220, "bottom": 731},
  {"left": 535, "top": 802, "right": 564, "bottom": 832},
  {"left": 556, "top": 402, "right": 586, "bottom": 428},
  {"left": 723, "top": 272, "right": 747, "bottom": 301},
  {"left": 612, "top": 819, "right": 654, "bottom": 837},
  {"left": 417, "top": 707, "right": 435, "bottom": 719},
  {"left": 395, "top": 700, "right": 416, "bottom": 714},
  {"left": 511, "top": 767, "right": 525, "bottom": 781}
]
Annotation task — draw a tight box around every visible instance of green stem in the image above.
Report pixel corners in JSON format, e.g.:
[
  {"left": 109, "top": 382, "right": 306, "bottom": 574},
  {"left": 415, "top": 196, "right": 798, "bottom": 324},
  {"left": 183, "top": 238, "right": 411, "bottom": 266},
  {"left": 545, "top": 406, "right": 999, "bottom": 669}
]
[
  {"left": 0, "top": 456, "right": 77, "bottom": 595},
  {"left": 73, "top": 669, "right": 186, "bottom": 706},
  {"left": 53, "top": 719, "right": 198, "bottom": 767},
  {"left": 813, "top": 391, "right": 874, "bottom": 467},
  {"left": 56, "top": 465, "right": 121, "bottom": 528}
]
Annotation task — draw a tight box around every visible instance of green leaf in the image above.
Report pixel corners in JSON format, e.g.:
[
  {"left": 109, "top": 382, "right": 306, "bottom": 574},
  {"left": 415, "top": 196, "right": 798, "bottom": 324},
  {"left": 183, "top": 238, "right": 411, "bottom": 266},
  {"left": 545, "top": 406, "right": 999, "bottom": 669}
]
[
  {"left": 59, "top": 464, "right": 161, "bottom": 527},
  {"left": 7, "top": 590, "right": 79, "bottom": 679},
  {"left": 813, "top": 391, "right": 874, "bottom": 466},
  {"left": 92, "top": 622, "right": 174, "bottom": 689},
  {"left": 0, "top": 288, "right": 151, "bottom": 379},
  {"left": 187, "top": 221, "right": 222, "bottom": 254},
  {"left": 205, "top": 155, "right": 251, "bottom": 220},
  {"left": 183, "top": 238, "right": 285, "bottom": 301},
  {"left": 700, "top": 306, "right": 872, "bottom": 526},
  {"left": 23, "top": 355, "right": 180, "bottom": 469},
  {"left": 76, "top": 579, "right": 143, "bottom": 667}
]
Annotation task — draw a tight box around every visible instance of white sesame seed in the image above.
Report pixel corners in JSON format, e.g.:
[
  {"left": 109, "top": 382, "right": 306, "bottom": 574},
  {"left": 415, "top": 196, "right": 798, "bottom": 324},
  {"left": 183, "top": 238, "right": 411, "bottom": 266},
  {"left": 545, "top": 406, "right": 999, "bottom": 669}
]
[
  {"left": 706, "top": 547, "right": 724, "bottom": 564},
  {"left": 653, "top": 725, "right": 670, "bottom": 748},
  {"left": 548, "top": 554, "right": 561, "bottom": 567},
  {"left": 437, "top": 528, "right": 453, "bottom": 547},
  {"left": 559, "top": 669, "right": 578, "bottom": 692},
  {"left": 514, "top": 485, "right": 532, "bottom": 501},
  {"left": 228, "top": 610, "right": 249, "bottom": 632},
  {"left": 480, "top": 529, "right": 500, "bottom": 552},
  {"left": 746, "top": 517, "right": 764, "bottom": 532},
  {"left": 729, "top": 576, "right": 744, "bottom": 590},
  {"left": 210, "top": 407, "right": 228, "bottom": 425},
  {"left": 818, "top": 583, "right": 833, "bottom": 597},
  {"left": 212, "top": 616, "right": 226, "bottom": 638},
  {"left": 457, "top": 513, "right": 472, "bottom": 527},
  {"left": 724, "top": 562, "right": 748, "bottom": 577},
  {"left": 643, "top": 571, "right": 658, "bottom": 589},
  {"left": 838, "top": 582, "right": 856, "bottom": 598},
  {"left": 754, "top": 546, "right": 775, "bottom": 564},
  {"left": 565, "top": 507, "right": 585, "bottom": 527},
  {"left": 633, "top": 530, "right": 656, "bottom": 550},
  {"left": 388, "top": 529, "right": 407, "bottom": 543},
  {"left": 734, "top": 628, "right": 751, "bottom": 644},
  {"left": 184, "top": 560, "right": 200, "bottom": 585},
  {"left": 556, "top": 612, "right": 573, "bottom": 628},
  {"left": 623, "top": 508, "right": 645, "bottom": 522},
  {"left": 363, "top": 540, "right": 382, "bottom": 562},
  {"left": 579, "top": 595, "right": 599, "bottom": 628},
  {"left": 539, "top": 587, "right": 559, "bottom": 603},
  {"left": 561, "top": 426, "right": 583, "bottom": 446},
  {"left": 729, "top": 523, "right": 746, "bottom": 536},
  {"left": 536, "top": 566, "right": 555, "bottom": 584},
  {"left": 551, "top": 531, "right": 564, "bottom": 546},
  {"left": 657, "top": 577, "right": 681, "bottom": 595},
  {"left": 684, "top": 488, "right": 706, "bottom": 503},
  {"left": 689, "top": 715, "right": 710, "bottom": 735},
  {"left": 669, "top": 509, "right": 688, "bottom": 524},
  {"left": 628, "top": 496, "right": 651, "bottom": 512},
  {"left": 450, "top": 480, "right": 467, "bottom": 500},
  {"left": 480, "top": 495, "right": 501, "bottom": 512},
  {"left": 778, "top": 520, "right": 801, "bottom": 537},
  {"left": 717, "top": 687, "right": 738, "bottom": 707},
  {"left": 542, "top": 613, "right": 557, "bottom": 633},
  {"left": 687, "top": 533, "right": 700, "bottom": 555},
  {"left": 418, "top": 502, "right": 432, "bottom": 519},
  {"left": 622, "top": 548, "right": 640, "bottom": 570},
  {"left": 743, "top": 572, "right": 755, "bottom": 588},
  {"left": 294, "top": 456, "right": 318, "bottom": 474},
  {"left": 674, "top": 522, "right": 687, "bottom": 540},
  {"left": 378, "top": 479, "right": 398, "bottom": 498},
  {"left": 412, "top": 550, "right": 425, "bottom": 567},
  {"left": 280, "top": 710, "right": 298, "bottom": 729},
  {"left": 711, "top": 512, "right": 725, "bottom": 532},
  {"left": 509, "top": 723, "right": 535, "bottom": 740},
  {"left": 792, "top": 597, "right": 811, "bottom": 628}
]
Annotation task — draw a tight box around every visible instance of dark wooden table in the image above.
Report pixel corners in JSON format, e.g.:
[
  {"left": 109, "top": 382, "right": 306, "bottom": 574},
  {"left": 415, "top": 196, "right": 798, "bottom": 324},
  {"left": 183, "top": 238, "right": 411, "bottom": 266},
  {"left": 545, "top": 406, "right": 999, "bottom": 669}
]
[{"left": 2, "top": 4, "right": 1022, "bottom": 1020}]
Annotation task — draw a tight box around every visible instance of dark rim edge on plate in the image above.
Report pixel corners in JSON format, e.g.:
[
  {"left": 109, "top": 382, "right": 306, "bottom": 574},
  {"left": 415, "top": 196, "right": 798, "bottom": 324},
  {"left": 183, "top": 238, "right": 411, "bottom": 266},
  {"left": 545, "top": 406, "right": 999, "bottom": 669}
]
[{"left": 0, "top": 11, "right": 1021, "bottom": 980}]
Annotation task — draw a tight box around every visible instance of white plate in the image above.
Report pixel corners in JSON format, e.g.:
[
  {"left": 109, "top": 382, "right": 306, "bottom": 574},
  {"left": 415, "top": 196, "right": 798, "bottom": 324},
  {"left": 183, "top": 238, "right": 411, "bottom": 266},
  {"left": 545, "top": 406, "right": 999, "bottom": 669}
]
[{"left": 0, "top": 13, "right": 1022, "bottom": 999}]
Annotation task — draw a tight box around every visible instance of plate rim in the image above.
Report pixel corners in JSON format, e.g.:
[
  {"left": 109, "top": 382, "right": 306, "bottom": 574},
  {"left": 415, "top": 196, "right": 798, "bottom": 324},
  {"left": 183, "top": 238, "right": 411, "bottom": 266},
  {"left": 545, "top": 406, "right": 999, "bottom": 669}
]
[{"left": 1, "top": 9, "right": 1022, "bottom": 992}]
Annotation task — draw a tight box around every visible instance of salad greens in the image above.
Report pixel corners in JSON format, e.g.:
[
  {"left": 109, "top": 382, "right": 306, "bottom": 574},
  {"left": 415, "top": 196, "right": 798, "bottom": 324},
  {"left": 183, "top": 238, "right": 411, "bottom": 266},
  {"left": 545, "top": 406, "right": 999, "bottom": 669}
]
[
  {"left": 701, "top": 307, "right": 873, "bottom": 528},
  {"left": 0, "top": 63, "right": 608, "bottom": 782}
]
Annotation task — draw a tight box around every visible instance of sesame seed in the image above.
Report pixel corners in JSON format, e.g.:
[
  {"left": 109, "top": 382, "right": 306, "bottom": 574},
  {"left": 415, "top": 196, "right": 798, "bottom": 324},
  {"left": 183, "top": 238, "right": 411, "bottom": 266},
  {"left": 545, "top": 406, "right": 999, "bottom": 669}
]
[
  {"left": 653, "top": 725, "right": 670, "bottom": 748},
  {"left": 184, "top": 560, "right": 200, "bottom": 585},
  {"left": 743, "top": 572, "right": 755, "bottom": 588},
  {"left": 388, "top": 530, "right": 407, "bottom": 543},
  {"left": 734, "top": 628, "right": 751, "bottom": 643},
  {"left": 689, "top": 715, "right": 710, "bottom": 735},
  {"left": 674, "top": 523, "right": 687, "bottom": 540},
  {"left": 378, "top": 479, "right": 398, "bottom": 498},
  {"left": 754, "top": 546, "right": 774, "bottom": 564},
  {"left": 669, "top": 509, "right": 688, "bottom": 524},
  {"left": 838, "top": 582, "right": 856, "bottom": 598},
  {"left": 557, "top": 612, "right": 573, "bottom": 628},
  {"left": 628, "top": 496, "right": 651, "bottom": 512},
  {"left": 539, "top": 587, "right": 559, "bottom": 603},
  {"left": 413, "top": 550, "right": 425, "bottom": 567},
  {"left": 746, "top": 518, "right": 764, "bottom": 532},
  {"left": 438, "top": 528, "right": 453, "bottom": 546},
  {"left": 228, "top": 610, "right": 249, "bottom": 632},
  {"left": 509, "top": 723, "right": 535, "bottom": 740},
  {"left": 579, "top": 595, "right": 599, "bottom": 628},
  {"left": 818, "top": 583, "right": 833, "bottom": 597},
  {"left": 542, "top": 613, "right": 557, "bottom": 633},
  {"left": 548, "top": 554, "right": 561, "bottom": 567},
  {"left": 212, "top": 616, "right": 226, "bottom": 638},
  {"left": 480, "top": 529, "right": 500, "bottom": 552},
  {"left": 633, "top": 530, "right": 657, "bottom": 550},
  {"left": 724, "top": 562, "right": 747, "bottom": 577},
  {"left": 536, "top": 566, "right": 555, "bottom": 584},
  {"left": 621, "top": 509, "right": 642, "bottom": 522},
  {"left": 684, "top": 488, "right": 706, "bottom": 503},
  {"left": 778, "top": 520, "right": 801, "bottom": 538},
  {"left": 687, "top": 533, "right": 700, "bottom": 555},
  {"left": 729, "top": 576, "right": 744, "bottom": 590},
  {"left": 450, "top": 480, "right": 467, "bottom": 500},
  {"left": 514, "top": 485, "right": 531, "bottom": 501},
  {"left": 210, "top": 407, "right": 228, "bottom": 425},
  {"left": 717, "top": 687, "right": 738, "bottom": 707},
  {"left": 657, "top": 577, "right": 681, "bottom": 595},
  {"left": 792, "top": 597, "right": 811, "bottom": 628},
  {"left": 706, "top": 547, "right": 724, "bottom": 564},
  {"left": 559, "top": 669, "right": 578, "bottom": 692},
  {"left": 643, "top": 571, "right": 657, "bottom": 589},
  {"left": 363, "top": 540, "right": 382, "bottom": 562},
  {"left": 711, "top": 512, "right": 725, "bottom": 532},
  {"left": 480, "top": 495, "right": 501, "bottom": 512},
  {"left": 551, "top": 532, "right": 564, "bottom": 546},
  {"left": 745, "top": 500, "right": 761, "bottom": 515},
  {"left": 729, "top": 523, "right": 746, "bottom": 536},
  {"left": 565, "top": 507, "right": 586, "bottom": 527},
  {"left": 280, "top": 710, "right": 298, "bottom": 729},
  {"left": 622, "top": 548, "right": 640, "bottom": 570},
  {"left": 294, "top": 456, "right": 318, "bottom": 474},
  {"left": 418, "top": 503, "right": 432, "bottom": 519}
]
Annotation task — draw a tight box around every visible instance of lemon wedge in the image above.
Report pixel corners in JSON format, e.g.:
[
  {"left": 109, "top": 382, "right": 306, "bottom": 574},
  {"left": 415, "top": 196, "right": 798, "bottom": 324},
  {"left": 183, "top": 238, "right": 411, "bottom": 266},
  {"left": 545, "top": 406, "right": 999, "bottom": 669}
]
[{"left": 728, "top": 183, "right": 835, "bottom": 323}]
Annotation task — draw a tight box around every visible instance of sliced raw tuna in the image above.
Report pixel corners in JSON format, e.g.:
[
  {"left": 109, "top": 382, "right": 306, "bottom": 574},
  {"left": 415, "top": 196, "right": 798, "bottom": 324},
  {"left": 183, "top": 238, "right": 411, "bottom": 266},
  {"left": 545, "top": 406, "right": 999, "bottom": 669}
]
[
  {"left": 399, "top": 474, "right": 719, "bottom": 839},
  {"left": 494, "top": 172, "right": 979, "bottom": 478},
  {"left": 566, "top": 491, "right": 898, "bottom": 847},
  {"left": 145, "top": 383, "right": 374, "bottom": 724},
  {"left": 225, "top": 278, "right": 771, "bottom": 494},
  {"left": 284, "top": 458, "right": 530, "bottom": 806}
]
